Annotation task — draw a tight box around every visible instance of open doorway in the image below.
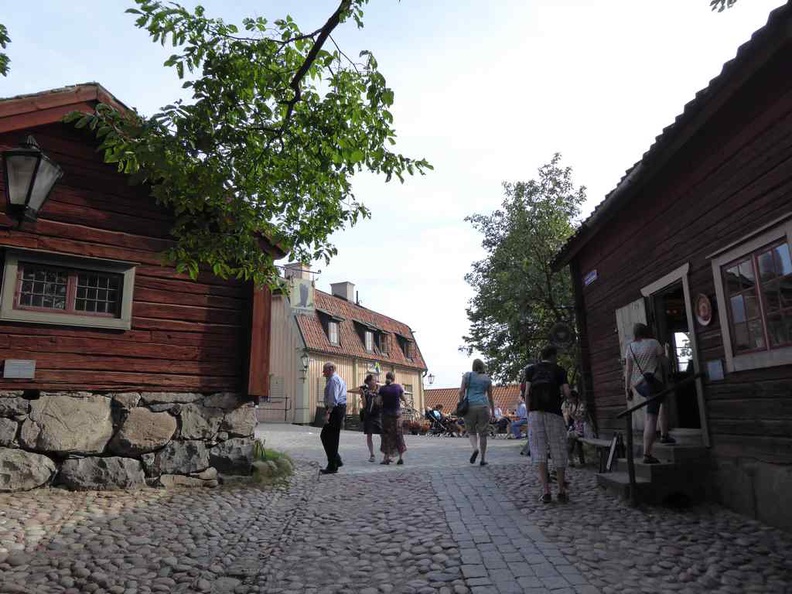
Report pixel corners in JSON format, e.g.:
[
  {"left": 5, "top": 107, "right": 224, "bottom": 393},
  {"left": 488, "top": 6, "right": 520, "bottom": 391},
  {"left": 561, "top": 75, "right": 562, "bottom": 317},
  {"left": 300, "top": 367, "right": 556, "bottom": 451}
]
[{"left": 648, "top": 282, "right": 701, "bottom": 429}]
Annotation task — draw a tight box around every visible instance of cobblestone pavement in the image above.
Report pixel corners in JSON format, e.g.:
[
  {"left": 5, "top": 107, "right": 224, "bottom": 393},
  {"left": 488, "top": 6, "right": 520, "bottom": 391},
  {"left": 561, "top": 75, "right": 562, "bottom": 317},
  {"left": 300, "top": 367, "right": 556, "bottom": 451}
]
[{"left": 0, "top": 424, "right": 790, "bottom": 594}]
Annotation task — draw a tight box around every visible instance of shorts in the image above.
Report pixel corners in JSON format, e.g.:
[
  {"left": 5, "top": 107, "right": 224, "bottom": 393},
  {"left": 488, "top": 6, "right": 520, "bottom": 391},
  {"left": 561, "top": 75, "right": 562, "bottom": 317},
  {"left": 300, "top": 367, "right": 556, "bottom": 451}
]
[
  {"left": 528, "top": 411, "right": 568, "bottom": 470},
  {"left": 464, "top": 405, "right": 490, "bottom": 435}
]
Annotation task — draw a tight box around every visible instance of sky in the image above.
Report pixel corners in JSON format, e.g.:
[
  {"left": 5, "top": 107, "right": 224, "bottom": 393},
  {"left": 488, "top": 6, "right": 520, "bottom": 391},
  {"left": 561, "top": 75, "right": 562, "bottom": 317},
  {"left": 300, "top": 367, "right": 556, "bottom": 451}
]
[{"left": 1, "top": 0, "right": 786, "bottom": 388}]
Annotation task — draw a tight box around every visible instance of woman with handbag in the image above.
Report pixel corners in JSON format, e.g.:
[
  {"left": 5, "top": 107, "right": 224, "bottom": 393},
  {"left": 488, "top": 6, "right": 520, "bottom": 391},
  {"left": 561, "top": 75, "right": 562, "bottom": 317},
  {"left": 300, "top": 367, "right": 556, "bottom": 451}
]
[
  {"left": 458, "top": 359, "right": 495, "bottom": 466},
  {"left": 624, "top": 323, "right": 675, "bottom": 465},
  {"left": 348, "top": 374, "right": 381, "bottom": 462}
]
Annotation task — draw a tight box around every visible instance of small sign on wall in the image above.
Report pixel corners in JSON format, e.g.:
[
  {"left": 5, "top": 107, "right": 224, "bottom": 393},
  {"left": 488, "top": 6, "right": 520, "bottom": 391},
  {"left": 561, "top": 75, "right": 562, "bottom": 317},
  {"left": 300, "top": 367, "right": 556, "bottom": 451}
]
[
  {"left": 3, "top": 359, "right": 36, "bottom": 379},
  {"left": 583, "top": 269, "right": 598, "bottom": 287},
  {"left": 706, "top": 359, "right": 724, "bottom": 382}
]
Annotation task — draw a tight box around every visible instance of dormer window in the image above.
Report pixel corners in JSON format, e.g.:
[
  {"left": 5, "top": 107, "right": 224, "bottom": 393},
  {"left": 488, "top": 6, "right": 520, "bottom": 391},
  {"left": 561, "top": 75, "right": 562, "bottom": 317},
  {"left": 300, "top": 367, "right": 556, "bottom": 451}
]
[
  {"left": 397, "top": 334, "right": 414, "bottom": 360},
  {"left": 328, "top": 320, "right": 340, "bottom": 345}
]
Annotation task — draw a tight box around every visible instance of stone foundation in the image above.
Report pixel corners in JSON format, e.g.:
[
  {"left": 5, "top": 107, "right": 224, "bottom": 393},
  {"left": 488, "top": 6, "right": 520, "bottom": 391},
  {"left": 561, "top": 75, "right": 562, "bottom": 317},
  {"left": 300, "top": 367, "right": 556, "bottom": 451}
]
[
  {"left": 0, "top": 390, "right": 255, "bottom": 492},
  {"left": 713, "top": 457, "right": 792, "bottom": 532}
]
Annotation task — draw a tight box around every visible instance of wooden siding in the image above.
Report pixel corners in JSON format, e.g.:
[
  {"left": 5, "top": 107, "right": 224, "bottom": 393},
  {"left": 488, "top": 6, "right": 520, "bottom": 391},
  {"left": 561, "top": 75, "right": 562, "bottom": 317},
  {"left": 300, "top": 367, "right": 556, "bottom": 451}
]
[
  {"left": 573, "top": 46, "right": 792, "bottom": 462},
  {"left": 0, "top": 123, "right": 253, "bottom": 393}
]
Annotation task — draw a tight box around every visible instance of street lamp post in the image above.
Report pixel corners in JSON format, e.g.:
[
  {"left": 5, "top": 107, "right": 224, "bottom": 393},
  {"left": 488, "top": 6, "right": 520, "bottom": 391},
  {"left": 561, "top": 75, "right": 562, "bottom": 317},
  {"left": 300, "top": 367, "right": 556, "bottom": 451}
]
[{"left": 2, "top": 135, "right": 63, "bottom": 224}]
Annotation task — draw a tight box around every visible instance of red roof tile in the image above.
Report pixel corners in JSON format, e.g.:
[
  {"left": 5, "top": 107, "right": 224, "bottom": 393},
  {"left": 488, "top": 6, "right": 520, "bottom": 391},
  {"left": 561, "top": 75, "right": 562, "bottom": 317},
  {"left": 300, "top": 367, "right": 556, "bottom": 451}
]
[
  {"left": 295, "top": 289, "right": 427, "bottom": 371},
  {"left": 424, "top": 385, "right": 522, "bottom": 415}
]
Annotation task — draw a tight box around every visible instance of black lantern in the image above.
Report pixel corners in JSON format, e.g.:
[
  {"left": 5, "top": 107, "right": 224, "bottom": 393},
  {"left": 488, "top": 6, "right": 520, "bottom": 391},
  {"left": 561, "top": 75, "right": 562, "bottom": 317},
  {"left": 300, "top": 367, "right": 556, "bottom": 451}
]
[
  {"left": 2, "top": 135, "right": 63, "bottom": 222},
  {"left": 427, "top": 373, "right": 435, "bottom": 385}
]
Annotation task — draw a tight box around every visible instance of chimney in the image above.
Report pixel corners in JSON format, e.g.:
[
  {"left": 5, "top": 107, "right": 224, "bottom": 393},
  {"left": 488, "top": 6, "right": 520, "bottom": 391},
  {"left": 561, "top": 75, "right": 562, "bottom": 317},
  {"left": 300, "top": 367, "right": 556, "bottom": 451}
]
[
  {"left": 330, "top": 281, "right": 356, "bottom": 302},
  {"left": 283, "top": 262, "right": 311, "bottom": 280}
]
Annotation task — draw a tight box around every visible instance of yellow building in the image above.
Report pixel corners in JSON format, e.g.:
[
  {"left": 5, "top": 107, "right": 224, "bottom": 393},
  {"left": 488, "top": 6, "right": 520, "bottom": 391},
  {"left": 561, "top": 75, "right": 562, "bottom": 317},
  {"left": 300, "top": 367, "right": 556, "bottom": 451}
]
[{"left": 260, "top": 266, "right": 428, "bottom": 424}]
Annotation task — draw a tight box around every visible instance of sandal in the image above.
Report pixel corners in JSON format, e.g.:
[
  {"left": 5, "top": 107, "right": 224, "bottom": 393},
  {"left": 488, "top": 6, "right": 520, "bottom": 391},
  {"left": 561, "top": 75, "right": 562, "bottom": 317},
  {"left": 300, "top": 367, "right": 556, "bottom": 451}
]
[
  {"left": 643, "top": 455, "right": 660, "bottom": 464},
  {"left": 396, "top": 459, "right": 404, "bottom": 465},
  {"left": 380, "top": 459, "right": 391, "bottom": 465},
  {"left": 539, "top": 493, "right": 552, "bottom": 504},
  {"left": 368, "top": 455, "right": 375, "bottom": 463},
  {"left": 479, "top": 461, "right": 488, "bottom": 467}
]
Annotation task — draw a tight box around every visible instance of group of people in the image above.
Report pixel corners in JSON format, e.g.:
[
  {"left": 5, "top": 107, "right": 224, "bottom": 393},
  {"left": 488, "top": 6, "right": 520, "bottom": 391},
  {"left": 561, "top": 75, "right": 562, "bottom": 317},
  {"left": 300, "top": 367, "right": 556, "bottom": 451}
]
[
  {"left": 319, "top": 323, "right": 674, "bottom": 504},
  {"left": 318, "top": 362, "right": 408, "bottom": 474}
]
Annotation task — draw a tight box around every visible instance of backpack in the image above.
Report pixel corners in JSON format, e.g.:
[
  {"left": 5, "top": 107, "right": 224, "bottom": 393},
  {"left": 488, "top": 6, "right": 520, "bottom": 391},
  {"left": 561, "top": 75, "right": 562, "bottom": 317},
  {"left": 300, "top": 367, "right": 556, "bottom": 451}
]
[{"left": 528, "top": 362, "right": 559, "bottom": 411}]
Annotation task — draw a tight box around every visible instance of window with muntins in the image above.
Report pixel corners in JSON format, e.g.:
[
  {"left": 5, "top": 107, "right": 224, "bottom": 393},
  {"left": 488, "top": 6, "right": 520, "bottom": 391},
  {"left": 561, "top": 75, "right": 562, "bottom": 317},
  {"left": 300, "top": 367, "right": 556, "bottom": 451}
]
[
  {"left": 723, "top": 240, "right": 792, "bottom": 354},
  {"left": 0, "top": 249, "right": 135, "bottom": 330},
  {"left": 16, "top": 263, "right": 122, "bottom": 317},
  {"left": 364, "top": 330, "right": 374, "bottom": 352}
]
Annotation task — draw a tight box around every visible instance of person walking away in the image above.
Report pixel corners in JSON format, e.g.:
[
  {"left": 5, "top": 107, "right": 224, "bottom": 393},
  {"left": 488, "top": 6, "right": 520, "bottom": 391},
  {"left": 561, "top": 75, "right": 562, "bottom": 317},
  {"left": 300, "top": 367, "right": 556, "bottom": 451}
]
[
  {"left": 379, "top": 372, "right": 407, "bottom": 464},
  {"left": 320, "top": 362, "right": 347, "bottom": 475},
  {"left": 524, "top": 345, "right": 571, "bottom": 503},
  {"left": 349, "top": 374, "right": 381, "bottom": 462},
  {"left": 459, "top": 359, "right": 495, "bottom": 466},
  {"left": 562, "top": 389, "right": 588, "bottom": 467},
  {"left": 624, "top": 322, "right": 675, "bottom": 465},
  {"left": 509, "top": 395, "right": 528, "bottom": 439}
]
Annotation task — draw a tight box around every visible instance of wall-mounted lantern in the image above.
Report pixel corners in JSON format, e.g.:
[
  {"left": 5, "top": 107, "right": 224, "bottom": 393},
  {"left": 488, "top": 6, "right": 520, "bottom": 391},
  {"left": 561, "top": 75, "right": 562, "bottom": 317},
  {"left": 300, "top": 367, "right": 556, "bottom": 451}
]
[
  {"left": 299, "top": 352, "right": 310, "bottom": 380},
  {"left": 427, "top": 373, "right": 435, "bottom": 385},
  {"left": 2, "top": 135, "right": 63, "bottom": 224}
]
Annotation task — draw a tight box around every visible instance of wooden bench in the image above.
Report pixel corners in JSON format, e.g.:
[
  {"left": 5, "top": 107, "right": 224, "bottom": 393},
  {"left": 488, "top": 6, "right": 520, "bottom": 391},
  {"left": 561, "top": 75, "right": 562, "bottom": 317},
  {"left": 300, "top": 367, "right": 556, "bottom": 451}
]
[{"left": 578, "top": 437, "right": 613, "bottom": 472}]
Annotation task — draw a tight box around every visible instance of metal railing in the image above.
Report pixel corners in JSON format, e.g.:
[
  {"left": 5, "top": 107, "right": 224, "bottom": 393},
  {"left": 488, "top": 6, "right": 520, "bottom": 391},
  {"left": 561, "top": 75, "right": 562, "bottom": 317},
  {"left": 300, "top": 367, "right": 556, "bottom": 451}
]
[{"left": 615, "top": 372, "right": 704, "bottom": 506}]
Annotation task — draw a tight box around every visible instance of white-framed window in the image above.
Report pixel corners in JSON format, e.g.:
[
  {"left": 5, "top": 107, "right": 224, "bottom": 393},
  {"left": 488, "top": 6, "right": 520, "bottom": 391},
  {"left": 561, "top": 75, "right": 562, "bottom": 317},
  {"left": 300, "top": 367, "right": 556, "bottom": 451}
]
[
  {"left": 403, "top": 383, "right": 414, "bottom": 410},
  {"left": 328, "top": 320, "right": 340, "bottom": 345},
  {"left": 711, "top": 216, "right": 792, "bottom": 372},
  {"left": 364, "top": 330, "right": 374, "bottom": 352},
  {"left": 0, "top": 249, "right": 135, "bottom": 330}
]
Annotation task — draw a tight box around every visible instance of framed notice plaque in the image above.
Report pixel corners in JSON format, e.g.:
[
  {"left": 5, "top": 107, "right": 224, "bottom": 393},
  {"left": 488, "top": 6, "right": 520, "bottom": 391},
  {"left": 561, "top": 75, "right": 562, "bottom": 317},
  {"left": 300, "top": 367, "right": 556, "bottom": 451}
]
[{"left": 695, "top": 293, "right": 713, "bottom": 327}]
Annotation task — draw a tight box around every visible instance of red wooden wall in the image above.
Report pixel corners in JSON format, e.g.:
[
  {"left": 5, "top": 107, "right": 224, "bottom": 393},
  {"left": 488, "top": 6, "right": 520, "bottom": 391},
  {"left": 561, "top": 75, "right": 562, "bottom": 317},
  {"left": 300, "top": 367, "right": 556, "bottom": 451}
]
[
  {"left": 572, "top": 45, "right": 792, "bottom": 463},
  {"left": 0, "top": 122, "right": 255, "bottom": 393}
]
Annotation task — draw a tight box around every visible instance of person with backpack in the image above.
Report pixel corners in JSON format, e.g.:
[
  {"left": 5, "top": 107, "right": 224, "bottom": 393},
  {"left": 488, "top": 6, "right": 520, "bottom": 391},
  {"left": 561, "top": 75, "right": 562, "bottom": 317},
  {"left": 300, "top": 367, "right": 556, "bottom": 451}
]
[{"left": 523, "top": 345, "right": 572, "bottom": 503}]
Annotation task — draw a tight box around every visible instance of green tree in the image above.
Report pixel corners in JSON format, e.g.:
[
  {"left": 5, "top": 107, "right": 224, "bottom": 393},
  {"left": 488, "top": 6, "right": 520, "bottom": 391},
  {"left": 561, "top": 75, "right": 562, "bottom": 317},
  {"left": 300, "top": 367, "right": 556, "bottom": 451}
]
[
  {"left": 462, "top": 154, "right": 585, "bottom": 384},
  {"left": 0, "top": 24, "right": 10, "bottom": 77},
  {"left": 66, "top": 0, "right": 430, "bottom": 286}
]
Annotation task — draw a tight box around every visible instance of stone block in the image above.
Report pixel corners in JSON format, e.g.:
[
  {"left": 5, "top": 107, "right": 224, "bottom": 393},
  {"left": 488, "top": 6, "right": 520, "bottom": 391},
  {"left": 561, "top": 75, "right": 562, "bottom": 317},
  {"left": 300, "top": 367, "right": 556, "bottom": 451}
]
[
  {"left": 21, "top": 394, "right": 113, "bottom": 454},
  {"left": 0, "top": 417, "right": 17, "bottom": 446},
  {"left": 202, "top": 392, "right": 242, "bottom": 410},
  {"left": 108, "top": 408, "right": 177, "bottom": 456},
  {"left": 0, "top": 391, "right": 24, "bottom": 398},
  {"left": 179, "top": 403, "right": 223, "bottom": 440},
  {"left": 220, "top": 406, "right": 256, "bottom": 437},
  {"left": 713, "top": 459, "right": 756, "bottom": 518},
  {"left": 0, "top": 397, "right": 30, "bottom": 417},
  {"left": 140, "top": 392, "right": 203, "bottom": 405},
  {"left": 210, "top": 437, "right": 253, "bottom": 475},
  {"left": 58, "top": 456, "right": 145, "bottom": 490},
  {"left": 149, "top": 403, "right": 182, "bottom": 414},
  {"left": 159, "top": 474, "right": 218, "bottom": 488},
  {"left": 0, "top": 447, "right": 56, "bottom": 491},
  {"left": 149, "top": 440, "right": 210, "bottom": 475},
  {"left": 754, "top": 461, "right": 792, "bottom": 532},
  {"left": 111, "top": 393, "right": 141, "bottom": 409}
]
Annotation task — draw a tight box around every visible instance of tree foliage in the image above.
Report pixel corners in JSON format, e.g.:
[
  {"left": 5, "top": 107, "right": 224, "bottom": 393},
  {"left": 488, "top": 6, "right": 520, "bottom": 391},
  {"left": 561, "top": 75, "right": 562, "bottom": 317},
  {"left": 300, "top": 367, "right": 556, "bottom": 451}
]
[
  {"left": 66, "top": 0, "right": 430, "bottom": 286},
  {"left": 710, "top": 0, "right": 738, "bottom": 11},
  {"left": 462, "top": 155, "right": 585, "bottom": 384},
  {"left": 0, "top": 24, "right": 10, "bottom": 77}
]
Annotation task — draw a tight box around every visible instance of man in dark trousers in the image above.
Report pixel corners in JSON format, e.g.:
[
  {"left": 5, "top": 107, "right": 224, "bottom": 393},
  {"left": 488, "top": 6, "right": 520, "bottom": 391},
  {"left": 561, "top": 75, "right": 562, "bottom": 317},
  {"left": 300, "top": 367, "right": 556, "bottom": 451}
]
[
  {"left": 320, "top": 361, "right": 347, "bottom": 475},
  {"left": 523, "top": 345, "right": 571, "bottom": 503}
]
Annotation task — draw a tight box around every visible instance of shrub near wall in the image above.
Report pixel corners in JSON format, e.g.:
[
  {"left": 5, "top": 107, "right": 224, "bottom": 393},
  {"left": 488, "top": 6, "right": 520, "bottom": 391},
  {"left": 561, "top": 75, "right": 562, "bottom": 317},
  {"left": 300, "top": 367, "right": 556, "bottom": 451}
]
[{"left": 0, "top": 390, "right": 257, "bottom": 491}]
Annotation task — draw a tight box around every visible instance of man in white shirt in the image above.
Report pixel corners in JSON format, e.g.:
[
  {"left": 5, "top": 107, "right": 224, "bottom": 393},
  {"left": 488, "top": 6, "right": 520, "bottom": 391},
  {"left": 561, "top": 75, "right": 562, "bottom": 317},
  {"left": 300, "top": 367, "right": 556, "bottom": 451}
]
[
  {"left": 320, "top": 362, "right": 347, "bottom": 475},
  {"left": 510, "top": 395, "right": 528, "bottom": 439}
]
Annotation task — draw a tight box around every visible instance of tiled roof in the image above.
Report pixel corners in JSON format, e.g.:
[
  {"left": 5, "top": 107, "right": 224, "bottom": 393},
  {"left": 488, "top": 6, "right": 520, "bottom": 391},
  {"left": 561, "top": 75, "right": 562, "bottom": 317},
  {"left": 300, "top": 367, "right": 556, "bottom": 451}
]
[
  {"left": 295, "top": 289, "right": 427, "bottom": 371},
  {"left": 424, "top": 385, "right": 522, "bottom": 415},
  {"left": 552, "top": 0, "right": 792, "bottom": 269}
]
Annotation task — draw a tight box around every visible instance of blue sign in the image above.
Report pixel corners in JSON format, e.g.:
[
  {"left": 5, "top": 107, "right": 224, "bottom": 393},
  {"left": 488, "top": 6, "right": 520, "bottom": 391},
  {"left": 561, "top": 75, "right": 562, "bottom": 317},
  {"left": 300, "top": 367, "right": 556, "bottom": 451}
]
[{"left": 583, "top": 269, "right": 598, "bottom": 287}]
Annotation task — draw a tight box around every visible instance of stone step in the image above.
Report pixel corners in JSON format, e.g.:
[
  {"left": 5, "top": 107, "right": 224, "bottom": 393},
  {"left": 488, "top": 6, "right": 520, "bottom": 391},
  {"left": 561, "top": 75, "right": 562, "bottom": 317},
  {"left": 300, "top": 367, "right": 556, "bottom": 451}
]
[
  {"left": 613, "top": 458, "right": 679, "bottom": 481},
  {"left": 596, "top": 471, "right": 651, "bottom": 499}
]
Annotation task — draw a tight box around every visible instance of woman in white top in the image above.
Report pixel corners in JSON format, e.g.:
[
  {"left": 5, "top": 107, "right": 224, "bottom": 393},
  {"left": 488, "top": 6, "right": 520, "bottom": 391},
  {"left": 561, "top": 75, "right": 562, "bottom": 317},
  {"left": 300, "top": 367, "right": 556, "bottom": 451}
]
[{"left": 624, "top": 323, "right": 674, "bottom": 464}]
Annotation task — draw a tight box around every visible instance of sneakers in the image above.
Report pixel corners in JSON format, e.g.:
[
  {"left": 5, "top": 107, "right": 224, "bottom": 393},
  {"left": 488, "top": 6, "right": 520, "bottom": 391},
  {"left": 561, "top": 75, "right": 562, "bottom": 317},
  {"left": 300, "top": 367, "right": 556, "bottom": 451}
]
[
  {"left": 469, "top": 450, "right": 479, "bottom": 464},
  {"left": 556, "top": 492, "right": 569, "bottom": 504},
  {"left": 643, "top": 454, "right": 660, "bottom": 464},
  {"left": 539, "top": 493, "right": 552, "bottom": 504},
  {"left": 396, "top": 459, "right": 404, "bottom": 465},
  {"left": 660, "top": 434, "right": 677, "bottom": 445},
  {"left": 479, "top": 461, "right": 488, "bottom": 467},
  {"left": 319, "top": 467, "right": 338, "bottom": 475},
  {"left": 368, "top": 455, "right": 375, "bottom": 463}
]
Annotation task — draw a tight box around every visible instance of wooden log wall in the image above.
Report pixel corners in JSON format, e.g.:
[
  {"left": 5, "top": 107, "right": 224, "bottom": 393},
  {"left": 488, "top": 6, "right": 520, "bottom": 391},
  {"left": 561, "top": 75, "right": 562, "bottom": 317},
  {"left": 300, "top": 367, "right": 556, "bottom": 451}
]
[
  {"left": 573, "top": 47, "right": 792, "bottom": 463},
  {"left": 0, "top": 123, "right": 252, "bottom": 393}
]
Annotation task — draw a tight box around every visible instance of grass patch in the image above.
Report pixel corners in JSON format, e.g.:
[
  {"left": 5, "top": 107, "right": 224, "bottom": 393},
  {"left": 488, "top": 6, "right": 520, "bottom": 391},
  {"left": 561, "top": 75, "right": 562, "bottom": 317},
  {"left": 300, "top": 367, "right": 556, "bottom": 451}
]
[{"left": 251, "top": 438, "right": 294, "bottom": 483}]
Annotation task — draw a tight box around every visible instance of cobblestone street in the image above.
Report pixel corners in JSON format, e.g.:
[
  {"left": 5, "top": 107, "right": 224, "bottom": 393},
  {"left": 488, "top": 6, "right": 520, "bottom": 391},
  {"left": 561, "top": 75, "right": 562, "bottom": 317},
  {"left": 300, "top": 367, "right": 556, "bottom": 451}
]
[{"left": 1, "top": 423, "right": 791, "bottom": 593}]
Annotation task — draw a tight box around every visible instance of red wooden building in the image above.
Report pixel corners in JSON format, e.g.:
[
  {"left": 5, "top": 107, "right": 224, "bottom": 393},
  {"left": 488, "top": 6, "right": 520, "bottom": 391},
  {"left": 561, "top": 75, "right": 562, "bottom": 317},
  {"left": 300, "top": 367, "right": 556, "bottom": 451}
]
[
  {"left": 0, "top": 84, "right": 284, "bottom": 490},
  {"left": 554, "top": 3, "right": 792, "bottom": 530}
]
